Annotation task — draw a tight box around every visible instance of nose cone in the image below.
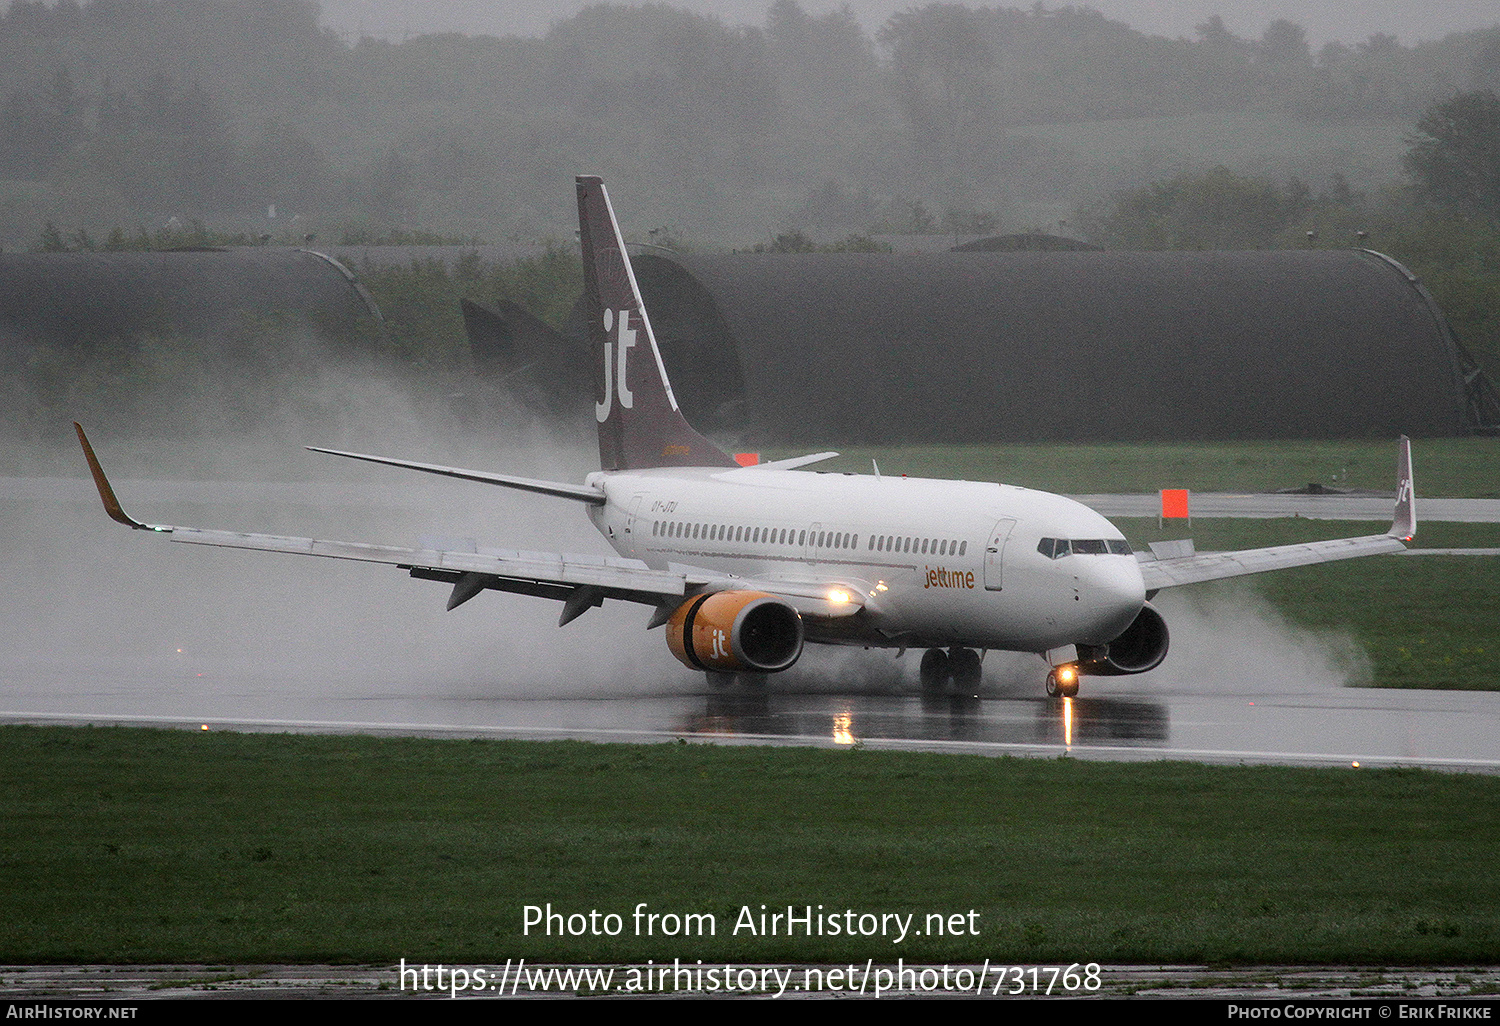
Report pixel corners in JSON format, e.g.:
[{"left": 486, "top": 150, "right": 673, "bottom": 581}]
[{"left": 1079, "top": 556, "right": 1147, "bottom": 643}]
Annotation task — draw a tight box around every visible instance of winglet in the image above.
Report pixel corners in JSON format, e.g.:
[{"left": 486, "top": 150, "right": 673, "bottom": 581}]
[
  {"left": 1389, "top": 435, "right": 1416, "bottom": 541},
  {"left": 73, "top": 422, "right": 151, "bottom": 530}
]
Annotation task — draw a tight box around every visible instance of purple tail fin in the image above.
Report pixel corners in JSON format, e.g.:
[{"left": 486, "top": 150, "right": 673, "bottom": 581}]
[{"left": 576, "top": 175, "right": 735, "bottom": 471}]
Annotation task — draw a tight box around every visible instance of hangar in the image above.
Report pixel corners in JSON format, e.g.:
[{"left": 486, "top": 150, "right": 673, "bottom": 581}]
[
  {"left": 0, "top": 246, "right": 386, "bottom": 438},
  {"left": 5, "top": 244, "right": 1495, "bottom": 443},
  {"left": 613, "top": 248, "right": 1494, "bottom": 443},
  {"left": 0, "top": 247, "right": 380, "bottom": 349}
]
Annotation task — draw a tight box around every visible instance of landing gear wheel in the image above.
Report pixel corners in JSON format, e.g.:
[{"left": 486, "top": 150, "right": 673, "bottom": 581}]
[
  {"left": 706, "top": 670, "right": 769, "bottom": 690},
  {"left": 948, "top": 647, "right": 982, "bottom": 691},
  {"left": 1046, "top": 667, "right": 1081, "bottom": 698},
  {"left": 918, "top": 648, "right": 951, "bottom": 692}
]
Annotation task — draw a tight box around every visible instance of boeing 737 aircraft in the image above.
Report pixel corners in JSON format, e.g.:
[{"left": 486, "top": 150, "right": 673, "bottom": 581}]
[{"left": 76, "top": 175, "right": 1417, "bottom": 697}]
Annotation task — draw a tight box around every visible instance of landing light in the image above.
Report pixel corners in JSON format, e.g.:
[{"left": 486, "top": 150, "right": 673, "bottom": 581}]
[{"left": 828, "top": 589, "right": 852, "bottom": 605}]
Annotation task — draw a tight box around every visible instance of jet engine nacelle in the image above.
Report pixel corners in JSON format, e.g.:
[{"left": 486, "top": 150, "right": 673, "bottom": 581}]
[
  {"left": 666, "top": 591, "right": 804, "bottom": 673},
  {"left": 1085, "top": 602, "right": 1169, "bottom": 676}
]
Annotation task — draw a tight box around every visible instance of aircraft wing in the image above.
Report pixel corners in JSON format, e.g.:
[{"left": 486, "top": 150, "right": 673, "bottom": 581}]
[
  {"left": 1138, "top": 435, "right": 1415, "bottom": 591},
  {"left": 173, "top": 525, "right": 697, "bottom": 596},
  {"left": 75, "top": 423, "right": 868, "bottom": 627},
  {"left": 1138, "top": 533, "right": 1407, "bottom": 590}
]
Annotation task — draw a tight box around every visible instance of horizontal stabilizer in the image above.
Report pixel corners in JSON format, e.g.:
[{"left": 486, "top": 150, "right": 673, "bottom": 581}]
[
  {"left": 751, "top": 452, "right": 840, "bottom": 471},
  {"left": 306, "top": 446, "right": 605, "bottom": 504}
]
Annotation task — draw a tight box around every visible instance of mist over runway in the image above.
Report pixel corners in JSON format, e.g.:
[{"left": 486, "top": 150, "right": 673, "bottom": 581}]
[{"left": 6, "top": 472, "right": 1499, "bottom": 773}]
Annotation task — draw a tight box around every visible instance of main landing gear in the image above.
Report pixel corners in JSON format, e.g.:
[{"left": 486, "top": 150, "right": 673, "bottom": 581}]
[
  {"left": 706, "top": 670, "right": 768, "bottom": 690},
  {"left": 919, "top": 647, "right": 983, "bottom": 692},
  {"left": 1046, "top": 663, "right": 1080, "bottom": 699}
]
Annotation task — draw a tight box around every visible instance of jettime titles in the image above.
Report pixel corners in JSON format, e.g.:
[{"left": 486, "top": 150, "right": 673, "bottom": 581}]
[{"left": 924, "top": 566, "right": 975, "bottom": 589}]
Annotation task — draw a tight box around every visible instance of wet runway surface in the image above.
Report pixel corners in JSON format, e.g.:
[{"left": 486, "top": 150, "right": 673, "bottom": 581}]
[
  {"left": 5, "top": 473, "right": 1498, "bottom": 772},
  {"left": 6, "top": 473, "right": 1500, "bottom": 1002},
  {"left": 6, "top": 679, "right": 1500, "bottom": 772}
]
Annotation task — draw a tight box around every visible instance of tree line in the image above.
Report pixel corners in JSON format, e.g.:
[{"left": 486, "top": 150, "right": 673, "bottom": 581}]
[{"left": 1, "top": 0, "right": 1498, "bottom": 246}]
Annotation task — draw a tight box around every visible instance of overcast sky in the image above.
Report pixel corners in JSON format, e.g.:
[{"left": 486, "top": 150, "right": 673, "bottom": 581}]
[{"left": 317, "top": 1, "right": 1500, "bottom": 47}]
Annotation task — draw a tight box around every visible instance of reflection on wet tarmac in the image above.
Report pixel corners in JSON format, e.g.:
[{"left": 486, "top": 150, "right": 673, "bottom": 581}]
[
  {"left": 676, "top": 691, "right": 1170, "bottom": 749},
  {"left": 10, "top": 474, "right": 1500, "bottom": 771}
]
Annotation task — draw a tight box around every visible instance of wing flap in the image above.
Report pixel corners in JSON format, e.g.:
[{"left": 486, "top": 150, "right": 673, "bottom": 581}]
[{"left": 169, "top": 526, "right": 697, "bottom": 599}]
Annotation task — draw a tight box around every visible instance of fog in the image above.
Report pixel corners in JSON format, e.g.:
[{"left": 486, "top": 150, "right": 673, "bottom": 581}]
[
  {"left": 320, "top": 0, "right": 1500, "bottom": 47},
  {"left": 5, "top": 0, "right": 1498, "bottom": 249},
  {"left": 2, "top": 350, "right": 692, "bottom": 727},
  {"left": 1, "top": 340, "right": 1370, "bottom": 738}
]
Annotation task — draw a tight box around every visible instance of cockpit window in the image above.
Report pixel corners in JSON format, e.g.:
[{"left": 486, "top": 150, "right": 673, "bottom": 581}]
[{"left": 1039, "top": 537, "right": 1130, "bottom": 558}]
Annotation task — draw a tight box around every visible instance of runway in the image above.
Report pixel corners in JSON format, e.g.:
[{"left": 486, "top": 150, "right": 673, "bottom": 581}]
[
  {"left": 1073, "top": 491, "right": 1500, "bottom": 522},
  {"left": 6, "top": 679, "right": 1500, "bottom": 772},
  {"left": 5, "top": 473, "right": 1498, "bottom": 773}
]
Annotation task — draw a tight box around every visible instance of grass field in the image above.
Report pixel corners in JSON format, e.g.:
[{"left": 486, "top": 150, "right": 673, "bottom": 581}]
[
  {"left": 1118, "top": 518, "right": 1500, "bottom": 690},
  {"left": 1015, "top": 113, "right": 1408, "bottom": 194},
  {"left": 5, "top": 442, "right": 1496, "bottom": 969},
  {"left": 790, "top": 439, "right": 1500, "bottom": 499},
  {"left": 769, "top": 439, "right": 1500, "bottom": 691},
  {"left": 3, "top": 725, "right": 1499, "bottom": 966}
]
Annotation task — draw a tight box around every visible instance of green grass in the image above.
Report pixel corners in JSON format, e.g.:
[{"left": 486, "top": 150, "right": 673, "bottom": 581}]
[
  {"left": 1016, "top": 113, "right": 1407, "bottom": 192},
  {"left": 1116, "top": 518, "right": 1500, "bottom": 690},
  {"left": 3, "top": 725, "right": 1499, "bottom": 966},
  {"left": 783, "top": 439, "right": 1500, "bottom": 498},
  {"left": 766, "top": 441, "right": 1500, "bottom": 690}
]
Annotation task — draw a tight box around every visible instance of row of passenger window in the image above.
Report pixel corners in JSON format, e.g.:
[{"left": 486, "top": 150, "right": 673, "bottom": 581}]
[
  {"left": 1037, "top": 537, "right": 1133, "bottom": 558},
  {"left": 654, "top": 521, "right": 814, "bottom": 548},
  {"left": 651, "top": 519, "right": 968, "bottom": 559},
  {"left": 872, "top": 535, "right": 967, "bottom": 557}
]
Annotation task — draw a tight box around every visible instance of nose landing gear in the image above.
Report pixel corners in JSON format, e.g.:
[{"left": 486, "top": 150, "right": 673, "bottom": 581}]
[{"left": 1046, "top": 663, "right": 1080, "bottom": 698}]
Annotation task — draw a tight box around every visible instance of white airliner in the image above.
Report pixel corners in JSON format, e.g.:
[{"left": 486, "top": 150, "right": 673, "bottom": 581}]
[{"left": 76, "top": 175, "right": 1417, "bottom": 697}]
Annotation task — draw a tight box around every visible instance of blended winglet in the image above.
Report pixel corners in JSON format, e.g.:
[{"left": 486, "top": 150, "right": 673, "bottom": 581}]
[
  {"left": 73, "top": 422, "right": 152, "bottom": 531},
  {"left": 1389, "top": 435, "right": 1416, "bottom": 541},
  {"left": 1138, "top": 435, "right": 1418, "bottom": 591}
]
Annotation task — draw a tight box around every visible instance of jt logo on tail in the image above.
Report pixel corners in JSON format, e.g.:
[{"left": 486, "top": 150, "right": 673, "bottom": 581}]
[
  {"left": 576, "top": 175, "right": 736, "bottom": 472},
  {"left": 595, "top": 308, "right": 637, "bottom": 421}
]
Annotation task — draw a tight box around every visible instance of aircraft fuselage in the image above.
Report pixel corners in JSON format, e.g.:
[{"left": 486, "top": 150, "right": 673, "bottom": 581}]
[{"left": 587, "top": 466, "right": 1145, "bottom": 655}]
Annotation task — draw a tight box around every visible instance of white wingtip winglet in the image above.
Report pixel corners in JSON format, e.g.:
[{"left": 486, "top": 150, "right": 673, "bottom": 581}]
[{"left": 1389, "top": 435, "right": 1416, "bottom": 541}]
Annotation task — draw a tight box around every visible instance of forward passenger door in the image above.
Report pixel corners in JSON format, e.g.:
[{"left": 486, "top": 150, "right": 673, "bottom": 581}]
[{"left": 983, "top": 518, "right": 1017, "bottom": 591}]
